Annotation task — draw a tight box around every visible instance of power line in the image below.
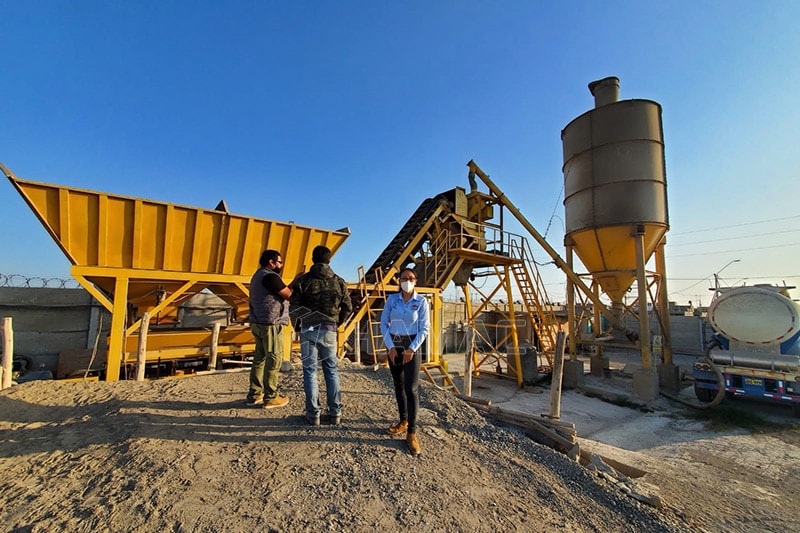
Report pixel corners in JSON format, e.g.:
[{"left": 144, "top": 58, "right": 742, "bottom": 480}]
[
  {"left": 668, "top": 242, "right": 800, "bottom": 258},
  {"left": 668, "top": 228, "right": 800, "bottom": 247},
  {"left": 670, "top": 215, "right": 800, "bottom": 236},
  {"left": 543, "top": 183, "right": 565, "bottom": 240}
]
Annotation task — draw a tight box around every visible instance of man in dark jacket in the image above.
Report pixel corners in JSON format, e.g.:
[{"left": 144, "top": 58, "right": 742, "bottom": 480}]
[{"left": 289, "top": 245, "right": 352, "bottom": 426}]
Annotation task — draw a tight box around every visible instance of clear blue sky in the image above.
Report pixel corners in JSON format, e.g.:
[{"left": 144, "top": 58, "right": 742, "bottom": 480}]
[{"left": 2, "top": 1, "right": 799, "bottom": 307}]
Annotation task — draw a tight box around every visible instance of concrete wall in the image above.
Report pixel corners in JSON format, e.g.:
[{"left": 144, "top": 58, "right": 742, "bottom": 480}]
[
  {"left": 620, "top": 313, "right": 712, "bottom": 356},
  {"left": 0, "top": 287, "right": 110, "bottom": 376},
  {"left": 668, "top": 315, "right": 712, "bottom": 356},
  {"left": 1, "top": 287, "right": 712, "bottom": 379},
  {"left": 0, "top": 288, "right": 232, "bottom": 378}
]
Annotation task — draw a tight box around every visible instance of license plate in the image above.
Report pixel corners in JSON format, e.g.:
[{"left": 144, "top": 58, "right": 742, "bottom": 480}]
[{"left": 744, "top": 378, "right": 763, "bottom": 386}]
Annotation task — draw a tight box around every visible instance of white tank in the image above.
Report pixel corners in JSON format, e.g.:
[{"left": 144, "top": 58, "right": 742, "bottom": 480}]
[{"left": 709, "top": 286, "right": 800, "bottom": 347}]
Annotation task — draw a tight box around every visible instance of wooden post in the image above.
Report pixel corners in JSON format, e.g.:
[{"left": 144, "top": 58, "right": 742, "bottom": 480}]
[
  {"left": 548, "top": 331, "right": 567, "bottom": 419},
  {"left": 1, "top": 317, "right": 13, "bottom": 390},
  {"left": 209, "top": 322, "right": 221, "bottom": 370},
  {"left": 463, "top": 326, "right": 473, "bottom": 397},
  {"left": 354, "top": 319, "right": 361, "bottom": 364},
  {"left": 136, "top": 312, "right": 150, "bottom": 381}
]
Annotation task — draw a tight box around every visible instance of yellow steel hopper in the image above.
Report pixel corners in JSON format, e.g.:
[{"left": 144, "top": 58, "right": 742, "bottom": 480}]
[{"left": 2, "top": 163, "right": 349, "bottom": 380}]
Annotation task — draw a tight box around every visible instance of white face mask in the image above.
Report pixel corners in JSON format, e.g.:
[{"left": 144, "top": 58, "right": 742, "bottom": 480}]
[{"left": 400, "top": 280, "right": 415, "bottom": 293}]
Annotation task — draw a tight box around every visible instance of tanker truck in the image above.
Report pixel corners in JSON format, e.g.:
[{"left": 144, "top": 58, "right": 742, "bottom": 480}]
[{"left": 693, "top": 284, "right": 800, "bottom": 416}]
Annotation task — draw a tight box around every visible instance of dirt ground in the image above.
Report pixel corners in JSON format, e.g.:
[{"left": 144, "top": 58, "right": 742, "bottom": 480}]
[{"left": 0, "top": 358, "right": 798, "bottom": 532}]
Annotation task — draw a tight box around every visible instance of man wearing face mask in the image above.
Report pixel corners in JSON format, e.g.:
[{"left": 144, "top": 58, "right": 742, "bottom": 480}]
[
  {"left": 246, "top": 249, "right": 292, "bottom": 409},
  {"left": 379, "top": 267, "right": 429, "bottom": 456}
]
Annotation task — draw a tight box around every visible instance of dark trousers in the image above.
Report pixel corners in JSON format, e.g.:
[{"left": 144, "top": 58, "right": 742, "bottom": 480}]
[{"left": 389, "top": 335, "right": 422, "bottom": 433}]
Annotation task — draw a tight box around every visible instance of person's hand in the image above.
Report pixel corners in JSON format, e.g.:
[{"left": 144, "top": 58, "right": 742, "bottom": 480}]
[
  {"left": 402, "top": 348, "right": 414, "bottom": 364},
  {"left": 387, "top": 347, "right": 397, "bottom": 364}
]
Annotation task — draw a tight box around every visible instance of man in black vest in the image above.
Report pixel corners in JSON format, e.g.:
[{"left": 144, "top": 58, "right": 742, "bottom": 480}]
[
  {"left": 290, "top": 245, "right": 352, "bottom": 425},
  {"left": 246, "top": 249, "right": 292, "bottom": 408}
]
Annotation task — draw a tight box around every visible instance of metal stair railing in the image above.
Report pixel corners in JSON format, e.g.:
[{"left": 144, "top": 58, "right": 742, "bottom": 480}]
[
  {"left": 508, "top": 237, "right": 559, "bottom": 363},
  {"left": 352, "top": 265, "right": 396, "bottom": 364},
  {"left": 425, "top": 220, "right": 460, "bottom": 288}
]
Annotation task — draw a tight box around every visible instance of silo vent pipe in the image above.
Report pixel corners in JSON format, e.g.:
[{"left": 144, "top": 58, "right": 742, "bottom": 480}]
[{"left": 588, "top": 76, "right": 620, "bottom": 108}]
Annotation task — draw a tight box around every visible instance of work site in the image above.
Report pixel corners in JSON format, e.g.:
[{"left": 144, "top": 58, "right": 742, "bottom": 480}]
[{"left": 1, "top": 70, "right": 799, "bottom": 532}]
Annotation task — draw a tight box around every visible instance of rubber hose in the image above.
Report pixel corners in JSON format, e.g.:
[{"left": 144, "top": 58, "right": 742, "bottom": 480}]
[{"left": 660, "top": 339, "right": 725, "bottom": 409}]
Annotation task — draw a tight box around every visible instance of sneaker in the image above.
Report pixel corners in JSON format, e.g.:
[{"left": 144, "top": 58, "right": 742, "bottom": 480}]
[
  {"left": 246, "top": 396, "right": 264, "bottom": 407},
  {"left": 387, "top": 420, "right": 408, "bottom": 435},
  {"left": 264, "top": 396, "right": 289, "bottom": 409},
  {"left": 330, "top": 414, "right": 341, "bottom": 426},
  {"left": 306, "top": 412, "right": 320, "bottom": 426},
  {"left": 407, "top": 432, "right": 421, "bottom": 456}
]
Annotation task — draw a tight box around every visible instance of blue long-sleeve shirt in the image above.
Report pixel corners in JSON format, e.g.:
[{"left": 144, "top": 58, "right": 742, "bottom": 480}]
[{"left": 380, "top": 291, "right": 430, "bottom": 352}]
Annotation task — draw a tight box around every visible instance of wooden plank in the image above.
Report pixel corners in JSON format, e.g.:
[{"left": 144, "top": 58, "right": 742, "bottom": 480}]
[
  {"left": 1, "top": 317, "right": 12, "bottom": 389},
  {"left": 136, "top": 311, "right": 150, "bottom": 381},
  {"left": 549, "top": 331, "right": 567, "bottom": 418}
]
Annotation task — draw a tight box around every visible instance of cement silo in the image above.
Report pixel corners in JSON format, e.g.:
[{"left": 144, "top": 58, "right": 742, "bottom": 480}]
[
  {"left": 561, "top": 77, "right": 674, "bottom": 399},
  {"left": 561, "top": 77, "right": 669, "bottom": 304}
]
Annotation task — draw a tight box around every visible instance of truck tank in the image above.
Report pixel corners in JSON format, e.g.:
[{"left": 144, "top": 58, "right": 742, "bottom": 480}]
[
  {"left": 708, "top": 285, "right": 800, "bottom": 371},
  {"left": 695, "top": 285, "right": 800, "bottom": 413}
]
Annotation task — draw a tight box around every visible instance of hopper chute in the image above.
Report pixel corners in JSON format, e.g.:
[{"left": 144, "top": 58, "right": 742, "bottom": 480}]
[{"left": 2, "top": 163, "right": 349, "bottom": 380}]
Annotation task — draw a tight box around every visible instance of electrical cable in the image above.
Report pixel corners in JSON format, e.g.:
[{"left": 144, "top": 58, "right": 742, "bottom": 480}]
[
  {"left": 84, "top": 312, "right": 104, "bottom": 381},
  {"left": 670, "top": 215, "right": 800, "bottom": 236}
]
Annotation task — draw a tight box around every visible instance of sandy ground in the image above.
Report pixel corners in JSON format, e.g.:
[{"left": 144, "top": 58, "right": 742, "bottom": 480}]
[
  {"left": 461, "top": 351, "right": 800, "bottom": 533},
  {"left": 0, "top": 354, "right": 798, "bottom": 532}
]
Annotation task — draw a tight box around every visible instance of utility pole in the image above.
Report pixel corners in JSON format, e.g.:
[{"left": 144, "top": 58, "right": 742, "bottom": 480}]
[{"left": 714, "top": 259, "right": 741, "bottom": 291}]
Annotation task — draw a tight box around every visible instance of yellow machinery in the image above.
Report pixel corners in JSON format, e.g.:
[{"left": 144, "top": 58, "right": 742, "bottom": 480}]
[
  {"left": 340, "top": 161, "right": 562, "bottom": 387},
  {"left": 6, "top": 153, "right": 642, "bottom": 389},
  {"left": 3, "top": 163, "right": 348, "bottom": 380}
]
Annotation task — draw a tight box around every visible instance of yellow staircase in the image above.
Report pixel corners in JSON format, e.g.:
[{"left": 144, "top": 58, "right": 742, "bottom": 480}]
[
  {"left": 509, "top": 238, "right": 560, "bottom": 366},
  {"left": 358, "top": 266, "right": 392, "bottom": 369},
  {"left": 421, "top": 361, "right": 459, "bottom": 394}
]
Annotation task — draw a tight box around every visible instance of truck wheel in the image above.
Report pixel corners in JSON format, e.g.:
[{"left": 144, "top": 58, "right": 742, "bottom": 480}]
[{"left": 694, "top": 383, "right": 716, "bottom": 403}]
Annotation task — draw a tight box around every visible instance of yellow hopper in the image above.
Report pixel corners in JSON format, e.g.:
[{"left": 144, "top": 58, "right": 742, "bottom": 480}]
[{"left": 2, "top": 163, "right": 349, "bottom": 380}]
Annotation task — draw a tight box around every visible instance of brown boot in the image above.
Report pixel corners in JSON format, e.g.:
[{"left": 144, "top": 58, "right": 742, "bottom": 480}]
[
  {"left": 387, "top": 420, "right": 408, "bottom": 435},
  {"left": 407, "top": 432, "right": 421, "bottom": 456}
]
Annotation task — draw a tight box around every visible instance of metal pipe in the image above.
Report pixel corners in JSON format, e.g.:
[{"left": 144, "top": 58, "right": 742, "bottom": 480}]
[
  {"left": 710, "top": 349, "right": 800, "bottom": 372},
  {"left": 588, "top": 76, "right": 620, "bottom": 107}
]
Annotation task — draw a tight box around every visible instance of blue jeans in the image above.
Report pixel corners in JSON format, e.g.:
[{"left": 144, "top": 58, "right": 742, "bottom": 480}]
[{"left": 300, "top": 327, "right": 341, "bottom": 417}]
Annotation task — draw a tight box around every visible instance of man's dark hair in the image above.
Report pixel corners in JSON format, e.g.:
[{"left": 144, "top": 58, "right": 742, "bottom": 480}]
[
  {"left": 259, "top": 249, "right": 281, "bottom": 267},
  {"left": 312, "top": 245, "right": 332, "bottom": 264}
]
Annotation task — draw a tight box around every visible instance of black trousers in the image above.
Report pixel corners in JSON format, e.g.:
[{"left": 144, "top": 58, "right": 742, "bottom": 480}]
[{"left": 389, "top": 335, "right": 422, "bottom": 433}]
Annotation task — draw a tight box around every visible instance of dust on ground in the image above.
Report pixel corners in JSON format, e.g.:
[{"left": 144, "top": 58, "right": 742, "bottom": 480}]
[{"left": 0, "top": 358, "right": 797, "bottom": 532}]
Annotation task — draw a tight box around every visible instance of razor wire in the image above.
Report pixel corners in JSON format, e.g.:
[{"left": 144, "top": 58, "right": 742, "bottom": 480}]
[{"left": 0, "top": 273, "right": 81, "bottom": 289}]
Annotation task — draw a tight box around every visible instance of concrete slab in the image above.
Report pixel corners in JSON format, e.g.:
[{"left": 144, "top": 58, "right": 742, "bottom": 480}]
[{"left": 436, "top": 347, "right": 798, "bottom": 457}]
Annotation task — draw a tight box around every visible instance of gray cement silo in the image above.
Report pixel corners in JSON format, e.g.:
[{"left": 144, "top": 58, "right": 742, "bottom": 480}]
[{"left": 561, "top": 77, "right": 669, "bottom": 304}]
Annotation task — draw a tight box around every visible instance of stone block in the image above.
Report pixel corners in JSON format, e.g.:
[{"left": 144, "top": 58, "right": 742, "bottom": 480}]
[
  {"left": 632, "top": 367, "right": 659, "bottom": 402},
  {"left": 562, "top": 359, "right": 585, "bottom": 389}
]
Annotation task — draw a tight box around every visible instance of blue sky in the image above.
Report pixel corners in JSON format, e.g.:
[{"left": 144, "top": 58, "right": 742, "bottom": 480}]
[{"left": 2, "top": 1, "right": 799, "bottom": 306}]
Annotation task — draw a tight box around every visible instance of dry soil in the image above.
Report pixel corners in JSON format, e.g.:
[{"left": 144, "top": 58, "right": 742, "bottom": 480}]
[{"left": 0, "top": 359, "right": 798, "bottom": 532}]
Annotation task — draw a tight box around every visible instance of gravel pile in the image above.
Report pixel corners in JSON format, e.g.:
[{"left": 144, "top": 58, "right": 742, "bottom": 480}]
[{"left": 0, "top": 359, "right": 686, "bottom": 532}]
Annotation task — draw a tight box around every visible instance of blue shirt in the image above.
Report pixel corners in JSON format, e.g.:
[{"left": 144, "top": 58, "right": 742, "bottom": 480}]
[{"left": 380, "top": 291, "right": 430, "bottom": 352}]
